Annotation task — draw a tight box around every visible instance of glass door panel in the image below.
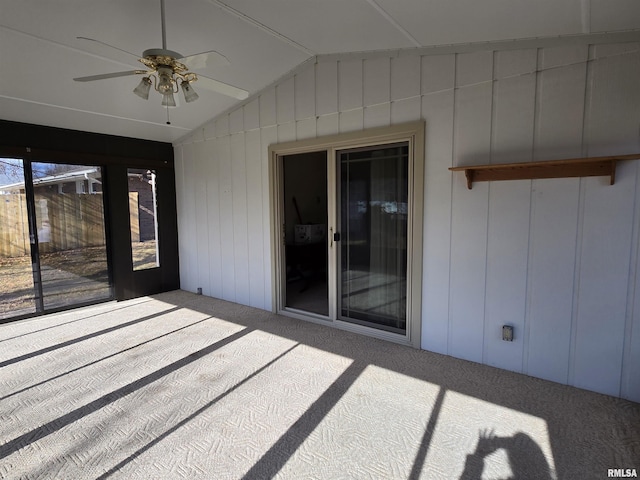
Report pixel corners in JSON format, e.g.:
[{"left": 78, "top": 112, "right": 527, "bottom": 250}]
[
  {"left": 31, "top": 162, "right": 111, "bottom": 310},
  {"left": 338, "top": 143, "right": 408, "bottom": 334},
  {"left": 0, "top": 158, "right": 37, "bottom": 319},
  {"left": 282, "top": 152, "right": 329, "bottom": 316}
]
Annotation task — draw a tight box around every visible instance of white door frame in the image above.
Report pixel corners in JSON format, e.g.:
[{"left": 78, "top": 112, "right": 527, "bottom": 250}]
[{"left": 268, "top": 121, "right": 425, "bottom": 348}]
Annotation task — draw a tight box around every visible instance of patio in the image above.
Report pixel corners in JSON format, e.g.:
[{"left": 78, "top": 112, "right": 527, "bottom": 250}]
[{"left": 1, "top": 290, "right": 638, "bottom": 479}]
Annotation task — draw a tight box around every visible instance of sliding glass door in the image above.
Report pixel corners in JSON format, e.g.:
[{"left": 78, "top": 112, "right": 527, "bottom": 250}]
[
  {"left": 31, "top": 162, "right": 111, "bottom": 310},
  {"left": 0, "top": 158, "right": 37, "bottom": 319},
  {"left": 338, "top": 143, "right": 409, "bottom": 334},
  {"left": 272, "top": 122, "right": 424, "bottom": 346},
  {"left": 0, "top": 158, "right": 112, "bottom": 320},
  {"left": 275, "top": 143, "right": 411, "bottom": 335}
]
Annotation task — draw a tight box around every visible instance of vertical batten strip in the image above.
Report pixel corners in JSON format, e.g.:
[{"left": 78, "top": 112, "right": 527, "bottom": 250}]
[
  {"left": 482, "top": 50, "right": 498, "bottom": 365},
  {"left": 522, "top": 47, "right": 543, "bottom": 375},
  {"left": 568, "top": 44, "right": 594, "bottom": 389},
  {"left": 446, "top": 52, "right": 458, "bottom": 356},
  {"left": 420, "top": 53, "right": 455, "bottom": 353}
]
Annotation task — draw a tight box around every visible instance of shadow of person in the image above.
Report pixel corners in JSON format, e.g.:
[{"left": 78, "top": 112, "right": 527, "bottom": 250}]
[{"left": 460, "top": 429, "right": 552, "bottom": 480}]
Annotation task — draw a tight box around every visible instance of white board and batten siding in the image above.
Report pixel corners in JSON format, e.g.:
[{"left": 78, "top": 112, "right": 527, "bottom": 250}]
[{"left": 175, "top": 40, "right": 640, "bottom": 402}]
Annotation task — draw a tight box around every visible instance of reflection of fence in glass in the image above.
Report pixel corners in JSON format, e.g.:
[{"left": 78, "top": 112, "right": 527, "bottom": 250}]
[
  {"left": 128, "top": 169, "right": 160, "bottom": 270},
  {"left": 0, "top": 193, "right": 30, "bottom": 257},
  {"left": 35, "top": 194, "right": 106, "bottom": 254},
  {"left": 0, "top": 193, "right": 106, "bottom": 257},
  {"left": 0, "top": 193, "right": 35, "bottom": 318}
]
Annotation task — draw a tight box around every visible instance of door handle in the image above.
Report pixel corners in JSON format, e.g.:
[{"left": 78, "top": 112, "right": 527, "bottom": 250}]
[{"left": 329, "top": 228, "right": 340, "bottom": 247}]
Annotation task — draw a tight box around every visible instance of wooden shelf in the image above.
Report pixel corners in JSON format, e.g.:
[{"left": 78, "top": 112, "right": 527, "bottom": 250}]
[{"left": 449, "top": 154, "right": 640, "bottom": 189}]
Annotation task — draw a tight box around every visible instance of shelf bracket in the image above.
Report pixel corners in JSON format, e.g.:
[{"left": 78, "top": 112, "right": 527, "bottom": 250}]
[
  {"left": 464, "top": 169, "right": 474, "bottom": 190},
  {"left": 610, "top": 159, "right": 617, "bottom": 186}
]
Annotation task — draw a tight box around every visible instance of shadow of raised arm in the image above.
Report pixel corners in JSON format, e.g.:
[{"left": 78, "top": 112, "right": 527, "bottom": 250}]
[{"left": 460, "top": 430, "right": 552, "bottom": 480}]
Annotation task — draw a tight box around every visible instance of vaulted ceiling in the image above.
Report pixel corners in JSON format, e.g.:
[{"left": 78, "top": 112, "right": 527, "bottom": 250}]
[{"left": 1, "top": 0, "right": 639, "bottom": 143}]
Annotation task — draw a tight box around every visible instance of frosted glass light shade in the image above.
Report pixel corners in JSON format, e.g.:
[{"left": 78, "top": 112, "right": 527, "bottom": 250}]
[
  {"left": 181, "top": 81, "right": 199, "bottom": 103},
  {"left": 161, "top": 92, "right": 176, "bottom": 107},
  {"left": 133, "top": 77, "right": 152, "bottom": 100}
]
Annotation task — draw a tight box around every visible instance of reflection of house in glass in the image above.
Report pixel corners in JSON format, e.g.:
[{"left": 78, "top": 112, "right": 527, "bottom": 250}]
[
  {"left": 128, "top": 169, "right": 160, "bottom": 270},
  {"left": 1, "top": 167, "right": 103, "bottom": 194},
  {"left": 128, "top": 169, "right": 157, "bottom": 244}
]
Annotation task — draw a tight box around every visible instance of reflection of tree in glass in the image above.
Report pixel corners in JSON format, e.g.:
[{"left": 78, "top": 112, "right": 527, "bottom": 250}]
[
  {"left": 0, "top": 160, "right": 89, "bottom": 185},
  {"left": 0, "top": 158, "right": 24, "bottom": 184},
  {"left": 460, "top": 429, "right": 552, "bottom": 480}
]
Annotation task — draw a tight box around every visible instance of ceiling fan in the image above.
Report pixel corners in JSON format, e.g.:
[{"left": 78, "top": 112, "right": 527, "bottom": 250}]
[{"left": 73, "top": 0, "right": 249, "bottom": 106}]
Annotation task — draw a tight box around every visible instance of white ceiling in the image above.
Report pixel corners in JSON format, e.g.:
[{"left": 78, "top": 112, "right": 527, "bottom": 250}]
[{"left": 1, "top": 0, "right": 639, "bottom": 144}]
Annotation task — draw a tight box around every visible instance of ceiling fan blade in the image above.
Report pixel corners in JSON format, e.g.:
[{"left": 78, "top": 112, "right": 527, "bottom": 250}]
[
  {"left": 195, "top": 75, "right": 249, "bottom": 100},
  {"left": 179, "top": 50, "right": 230, "bottom": 70},
  {"left": 76, "top": 37, "right": 141, "bottom": 61},
  {"left": 74, "top": 70, "right": 148, "bottom": 82}
]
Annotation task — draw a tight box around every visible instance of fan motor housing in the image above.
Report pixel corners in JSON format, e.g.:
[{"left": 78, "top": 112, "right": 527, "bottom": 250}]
[
  {"left": 140, "top": 48, "right": 189, "bottom": 75},
  {"left": 143, "top": 48, "right": 183, "bottom": 60}
]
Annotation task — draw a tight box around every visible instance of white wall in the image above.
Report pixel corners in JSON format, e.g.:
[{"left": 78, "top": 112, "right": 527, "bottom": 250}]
[{"left": 174, "top": 40, "right": 640, "bottom": 402}]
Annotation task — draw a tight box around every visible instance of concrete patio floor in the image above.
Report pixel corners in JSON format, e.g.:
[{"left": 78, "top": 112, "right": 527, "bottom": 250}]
[{"left": 0, "top": 290, "right": 638, "bottom": 479}]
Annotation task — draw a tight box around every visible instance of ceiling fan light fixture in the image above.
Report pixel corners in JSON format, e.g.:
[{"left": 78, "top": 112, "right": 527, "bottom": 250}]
[
  {"left": 133, "top": 77, "right": 152, "bottom": 100},
  {"left": 75, "top": 0, "right": 249, "bottom": 111},
  {"left": 181, "top": 80, "right": 199, "bottom": 103},
  {"left": 157, "top": 68, "right": 174, "bottom": 94},
  {"left": 161, "top": 91, "right": 177, "bottom": 107}
]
